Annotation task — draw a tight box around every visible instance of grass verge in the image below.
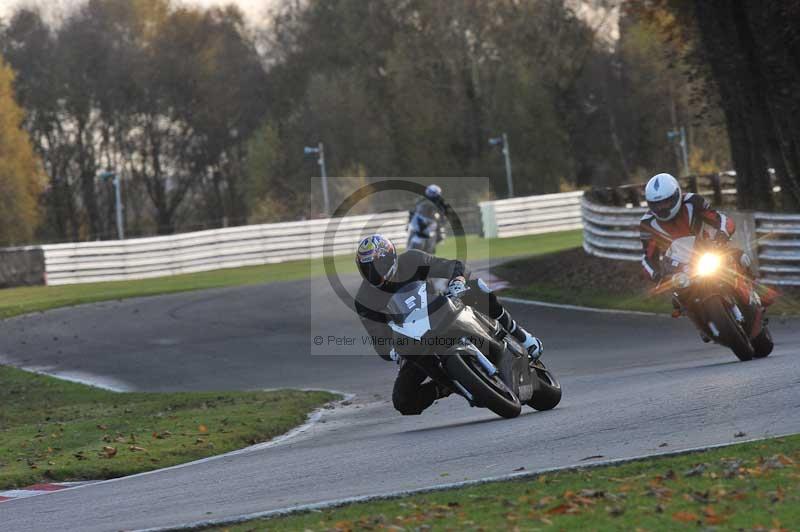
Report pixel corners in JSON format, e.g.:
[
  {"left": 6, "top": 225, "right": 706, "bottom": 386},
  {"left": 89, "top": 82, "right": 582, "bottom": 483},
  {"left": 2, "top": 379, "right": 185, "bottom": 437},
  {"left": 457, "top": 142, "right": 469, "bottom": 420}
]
[
  {"left": 0, "top": 365, "right": 337, "bottom": 489},
  {"left": 210, "top": 434, "right": 800, "bottom": 531},
  {"left": 0, "top": 231, "right": 582, "bottom": 320}
]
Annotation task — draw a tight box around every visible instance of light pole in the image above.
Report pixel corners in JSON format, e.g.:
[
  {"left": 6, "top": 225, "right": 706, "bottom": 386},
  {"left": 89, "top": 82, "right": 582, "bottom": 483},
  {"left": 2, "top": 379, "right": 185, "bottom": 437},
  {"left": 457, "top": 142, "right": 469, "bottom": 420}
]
[
  {"left": 489, "top": 132, "right": 514, "bottom": 198},
  {"left": 99, "top": 170, "right": 125, "bottom": 240},
  {"left": 667, "top": 127, "right": 690, "bottom": 177},
  {"left": 304, "top": 142, "right": 330, "bottom": 216}
]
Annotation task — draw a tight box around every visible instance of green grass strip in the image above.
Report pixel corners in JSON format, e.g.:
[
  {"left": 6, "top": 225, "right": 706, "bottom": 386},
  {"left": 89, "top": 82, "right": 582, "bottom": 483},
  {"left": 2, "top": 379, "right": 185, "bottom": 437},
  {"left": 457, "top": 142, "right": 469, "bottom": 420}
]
[
  {"left": 213, "top": 434, "right": 800, "bottom": 531},
  {"left": 0, "top": 365, "right": 337, "bottom": 489}
]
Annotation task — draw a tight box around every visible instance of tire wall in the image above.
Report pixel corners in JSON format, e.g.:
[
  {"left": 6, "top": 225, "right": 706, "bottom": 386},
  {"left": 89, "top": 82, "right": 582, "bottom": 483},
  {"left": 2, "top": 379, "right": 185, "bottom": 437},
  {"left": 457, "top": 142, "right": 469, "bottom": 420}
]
[{"left": 0, "top": 247, "right": 46, "bottom": 288}]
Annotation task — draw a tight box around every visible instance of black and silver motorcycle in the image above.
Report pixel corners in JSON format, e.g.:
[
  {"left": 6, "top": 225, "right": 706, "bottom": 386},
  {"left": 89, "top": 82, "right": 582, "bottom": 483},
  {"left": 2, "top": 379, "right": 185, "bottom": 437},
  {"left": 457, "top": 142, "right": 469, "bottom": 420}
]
[
  {"left": 386, "top": 279, "right": 561, "bottom": 418},
  {"left": 407, "top": 202, "right": 442, "bottom": 254}
]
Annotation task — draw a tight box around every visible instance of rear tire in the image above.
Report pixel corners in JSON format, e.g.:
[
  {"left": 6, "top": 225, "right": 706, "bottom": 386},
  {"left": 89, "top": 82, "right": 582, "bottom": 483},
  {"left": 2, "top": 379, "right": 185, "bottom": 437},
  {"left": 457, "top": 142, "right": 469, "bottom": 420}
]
[
  {"left": 445, "top": 355, "right": 521, "bottom": 419},
  {"left": 527, "top": 362, "right": 562, "bottom": 411},
  {"left": 706, "top": 296, "right": 754, "bottom": 361},
  {"left": 752, "top": 326, "right": 773, "bottom": 358}
]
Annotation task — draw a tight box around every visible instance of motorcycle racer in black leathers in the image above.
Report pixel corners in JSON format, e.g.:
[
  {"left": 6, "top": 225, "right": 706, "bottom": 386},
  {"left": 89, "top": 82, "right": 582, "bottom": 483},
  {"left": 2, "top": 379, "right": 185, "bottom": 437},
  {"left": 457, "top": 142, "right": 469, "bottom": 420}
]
[{"left": 354, "top": 234, "right": 543, "bottom": 415}]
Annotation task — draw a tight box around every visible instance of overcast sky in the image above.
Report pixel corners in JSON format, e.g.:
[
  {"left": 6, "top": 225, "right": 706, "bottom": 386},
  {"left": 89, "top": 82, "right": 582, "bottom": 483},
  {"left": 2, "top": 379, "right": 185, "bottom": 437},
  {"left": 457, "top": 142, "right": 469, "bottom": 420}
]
[{"left": 0, "top": 0, "right": 275, "bottom": 25}]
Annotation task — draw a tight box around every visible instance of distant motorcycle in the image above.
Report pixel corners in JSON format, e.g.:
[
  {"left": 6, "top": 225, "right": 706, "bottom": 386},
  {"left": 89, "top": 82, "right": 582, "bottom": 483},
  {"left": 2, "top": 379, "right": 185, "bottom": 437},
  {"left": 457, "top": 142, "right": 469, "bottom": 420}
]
[
  {"left": 387, "top": 279, "right": 562, "bottom": 418},
  {"left": 407, "top": 202, "right": 442, "bottom": 254},
  {"left": 662, "top": 236, "right": 773, "bottom": 361}
]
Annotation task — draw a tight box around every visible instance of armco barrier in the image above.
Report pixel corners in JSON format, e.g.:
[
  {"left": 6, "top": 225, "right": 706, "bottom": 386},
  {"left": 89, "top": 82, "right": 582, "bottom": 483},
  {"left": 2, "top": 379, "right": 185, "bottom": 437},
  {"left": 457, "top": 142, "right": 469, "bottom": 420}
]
[
  {"left": 756, "top": 212, "right": 800, "bottom": 286},
  {"left": 479, "top": 191, "right": 583, "bottom": 238},
  {"left": 40, "top": 211, "right": 408, "bottom": 285},
  {"left": 580, "top": 196, "right": 645, "bottom": 262}
]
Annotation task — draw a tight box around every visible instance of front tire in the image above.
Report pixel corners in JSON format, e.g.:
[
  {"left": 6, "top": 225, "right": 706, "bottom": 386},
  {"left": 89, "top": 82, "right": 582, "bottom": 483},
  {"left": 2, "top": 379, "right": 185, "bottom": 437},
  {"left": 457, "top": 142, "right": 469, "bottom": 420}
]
[
  {"left": 706, "top": 296, "right": 754, "bottom": 361},
  {"left": 445, "top": 355, "right": 521, "bottom": 419},
  {"left": 752, "top": 325, "right": 773, "bottom": 358},
  {"left": 527, "top": 361, "right": 562, "bottom": 411}
]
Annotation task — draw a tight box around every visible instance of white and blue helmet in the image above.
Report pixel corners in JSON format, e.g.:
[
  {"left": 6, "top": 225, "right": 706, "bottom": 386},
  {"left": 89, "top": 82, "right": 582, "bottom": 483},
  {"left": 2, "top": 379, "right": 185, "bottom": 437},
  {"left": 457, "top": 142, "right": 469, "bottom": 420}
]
[
  {"left": 425, "top": 184, "right": 442, "bottom": 201},
  {"left": 645, "top": 173, "right": 682, "bottom": 221}
]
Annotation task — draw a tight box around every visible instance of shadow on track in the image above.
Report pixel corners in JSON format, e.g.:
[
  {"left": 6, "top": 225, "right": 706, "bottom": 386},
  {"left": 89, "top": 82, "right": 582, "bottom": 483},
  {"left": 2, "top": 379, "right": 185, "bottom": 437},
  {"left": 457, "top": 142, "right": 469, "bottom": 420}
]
[{"left": 402, "top": 408, "right": 555, "bottom": 435}]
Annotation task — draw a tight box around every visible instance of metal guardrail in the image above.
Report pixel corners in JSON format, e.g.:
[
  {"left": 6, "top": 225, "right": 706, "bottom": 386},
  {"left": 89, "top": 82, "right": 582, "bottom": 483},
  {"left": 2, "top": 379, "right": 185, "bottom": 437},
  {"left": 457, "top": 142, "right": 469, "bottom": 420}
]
[
  {"left": 40, "top": 211, "right": 409, "bottom": 285},
  {"left": 581, "top": 196, "right": 645, "bottom": 262},
  {"left": 755, "top": 212, "right": 800, "bottom": 286},
  {"left": 479, "top": 191, "right": 584, "bottom": 238}
]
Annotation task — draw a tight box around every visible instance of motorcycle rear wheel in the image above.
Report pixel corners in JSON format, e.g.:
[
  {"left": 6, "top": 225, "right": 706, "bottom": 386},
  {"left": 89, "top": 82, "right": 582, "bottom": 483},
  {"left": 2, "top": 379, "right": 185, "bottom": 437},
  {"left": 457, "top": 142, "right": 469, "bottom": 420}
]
[
  {"left": 445, "top": 355, "right": 521, "bottom": 419},
  {"left": 527, "top": 361, "right": 562, "bottom": 411},
  {"left": 706, "top": 296, "right": 754, "bottom": 361},
  {"left": 752, "top": 325, "right": 774, "bottom": 358}
]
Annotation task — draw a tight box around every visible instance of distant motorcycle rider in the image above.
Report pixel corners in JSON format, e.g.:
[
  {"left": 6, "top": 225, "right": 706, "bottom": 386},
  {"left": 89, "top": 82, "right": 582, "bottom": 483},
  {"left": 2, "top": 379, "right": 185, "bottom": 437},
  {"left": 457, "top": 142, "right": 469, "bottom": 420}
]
[
  {"left": 354, "top": 234, "right": 543, "bottom": 415},
  {"left": 409, "top": 184, "right": 448, "bottom": 243},
  {"left": 640, "top": 173, "right": 774, "bottom": 310}
]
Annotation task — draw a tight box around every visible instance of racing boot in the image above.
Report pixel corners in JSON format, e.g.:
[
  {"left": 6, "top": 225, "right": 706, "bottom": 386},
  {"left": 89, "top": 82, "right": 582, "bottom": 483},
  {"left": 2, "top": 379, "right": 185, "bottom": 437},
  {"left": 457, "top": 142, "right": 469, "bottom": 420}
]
[
  {"left": 738, "top": 252, "right": 778, "bottom": 307},
  {"left": 497, "top": 309, "right": 543, "bottom": 363},
  {"left": 671, "top": 295, "right": 683, "bottom": 319}
]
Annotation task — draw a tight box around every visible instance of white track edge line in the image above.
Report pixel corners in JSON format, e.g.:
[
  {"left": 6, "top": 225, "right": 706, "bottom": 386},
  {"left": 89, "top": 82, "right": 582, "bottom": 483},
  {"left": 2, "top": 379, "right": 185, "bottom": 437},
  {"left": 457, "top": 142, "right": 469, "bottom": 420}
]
[
  {"left": 500, "top": 296, "right": 667, "bottom": 317},
  {"left": 134, "top": 431, "right": 796, "bottom": 532}
]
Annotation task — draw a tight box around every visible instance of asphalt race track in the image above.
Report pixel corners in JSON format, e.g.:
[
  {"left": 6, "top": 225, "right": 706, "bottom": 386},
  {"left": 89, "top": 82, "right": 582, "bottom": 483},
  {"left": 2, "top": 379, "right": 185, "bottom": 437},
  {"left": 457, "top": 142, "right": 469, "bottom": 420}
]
[{"left": 1, "top": 272, "right": 799, "bottom": 531}]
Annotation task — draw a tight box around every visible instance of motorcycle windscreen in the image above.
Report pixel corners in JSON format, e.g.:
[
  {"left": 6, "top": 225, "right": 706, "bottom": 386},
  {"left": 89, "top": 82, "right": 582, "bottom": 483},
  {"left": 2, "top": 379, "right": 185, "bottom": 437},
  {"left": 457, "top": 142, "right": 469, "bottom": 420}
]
[{"left": 386, "top": 281, "right": 455, "bottom": 340}]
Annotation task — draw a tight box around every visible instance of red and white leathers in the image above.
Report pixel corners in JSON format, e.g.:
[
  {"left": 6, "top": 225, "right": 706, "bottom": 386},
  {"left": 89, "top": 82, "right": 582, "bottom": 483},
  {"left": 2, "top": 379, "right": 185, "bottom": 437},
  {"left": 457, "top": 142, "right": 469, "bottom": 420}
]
[{"left": 639, "top": 193, "right": 736, "bottom": 282}]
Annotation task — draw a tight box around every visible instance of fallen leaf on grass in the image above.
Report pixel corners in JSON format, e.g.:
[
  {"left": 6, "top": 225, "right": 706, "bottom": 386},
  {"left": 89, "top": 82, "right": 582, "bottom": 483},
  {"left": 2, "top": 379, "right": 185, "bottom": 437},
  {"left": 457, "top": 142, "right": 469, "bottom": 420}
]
[
  {"left": 672, "top": 511, "right": 698, "bottom": 523},
  {"left": 685, "top": 490, "right": 713, "bottom": 504},
  {"left": 535, "top": 496, "right": 555, "bottom": 508},
  {"left": 546, "top": 503, "right": 573, "bottom": 515},
  {"left": 129, "top": 445, "right": 147, "bottom": 452},
  {"left": 96, "top": 424, "right": 108, "bottom": 430},
  {"left": 102, "top": 446, "right": 117, "bottom": 458},
  {"left": 703, "top": 506, "right": 727, "bottom": 525},
  {"left": 767, "top": 487, "right": 785, "bottom": 504},
  {"left": 198, "top": 424, "right": 208, "bottom": 434},
  {"left": 606, "top": 506, "right": 624, "bottom": 517},
  {"left": 644, "top": 486, "right": 673, "bottom": 500},
  {"left": 683, "top": 463, "right": 707, "bottom": 477}
]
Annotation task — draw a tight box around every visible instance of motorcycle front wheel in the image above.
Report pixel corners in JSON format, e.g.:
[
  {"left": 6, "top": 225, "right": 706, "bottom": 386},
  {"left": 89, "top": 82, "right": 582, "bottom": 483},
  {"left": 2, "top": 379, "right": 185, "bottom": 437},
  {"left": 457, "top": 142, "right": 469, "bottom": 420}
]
[
  {"left": 706, "top": 296, "right": 754, "bottom": 361},
  {"left": 527, "top": 361, "right": 562, "bottom": 411},
  {"left": 445, "top": 355, "right": 521, "bottom": 419},
  {"left": 752, "top": 325, "right": 774, "bottom": 358}
]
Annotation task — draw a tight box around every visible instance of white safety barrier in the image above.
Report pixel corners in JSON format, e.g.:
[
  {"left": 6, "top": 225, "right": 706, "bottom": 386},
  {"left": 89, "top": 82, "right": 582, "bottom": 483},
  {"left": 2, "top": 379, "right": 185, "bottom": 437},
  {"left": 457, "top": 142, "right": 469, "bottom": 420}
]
[
  {"left": 41, "top": 211, "right": 408, "bottom": 285},
  {"left": 755, "top": 212, "right": 800, "bottom": 286},
  {"left": 479, "top": 191, "right": 584, "bottom": 238},
  {"left": 581, "top": 196, "right": 645, "bottom": 262}
]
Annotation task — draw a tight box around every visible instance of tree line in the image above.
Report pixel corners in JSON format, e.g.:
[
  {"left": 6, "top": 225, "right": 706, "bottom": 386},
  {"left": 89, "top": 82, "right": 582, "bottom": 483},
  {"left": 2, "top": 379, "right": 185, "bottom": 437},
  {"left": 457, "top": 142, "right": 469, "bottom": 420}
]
[{"left": 0, "top": 0, "right": 795, "bottom": 245}]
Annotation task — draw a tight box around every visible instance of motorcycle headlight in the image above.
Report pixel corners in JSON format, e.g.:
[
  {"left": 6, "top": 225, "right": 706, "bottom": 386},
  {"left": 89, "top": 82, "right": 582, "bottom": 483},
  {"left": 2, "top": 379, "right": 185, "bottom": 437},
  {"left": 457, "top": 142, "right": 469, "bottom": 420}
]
[
  {"left": 696, "top": 253, "right": 721, "bottom": 277},
  {"left": 672, "top": 272, "right": 691, "bottom": 290}
]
